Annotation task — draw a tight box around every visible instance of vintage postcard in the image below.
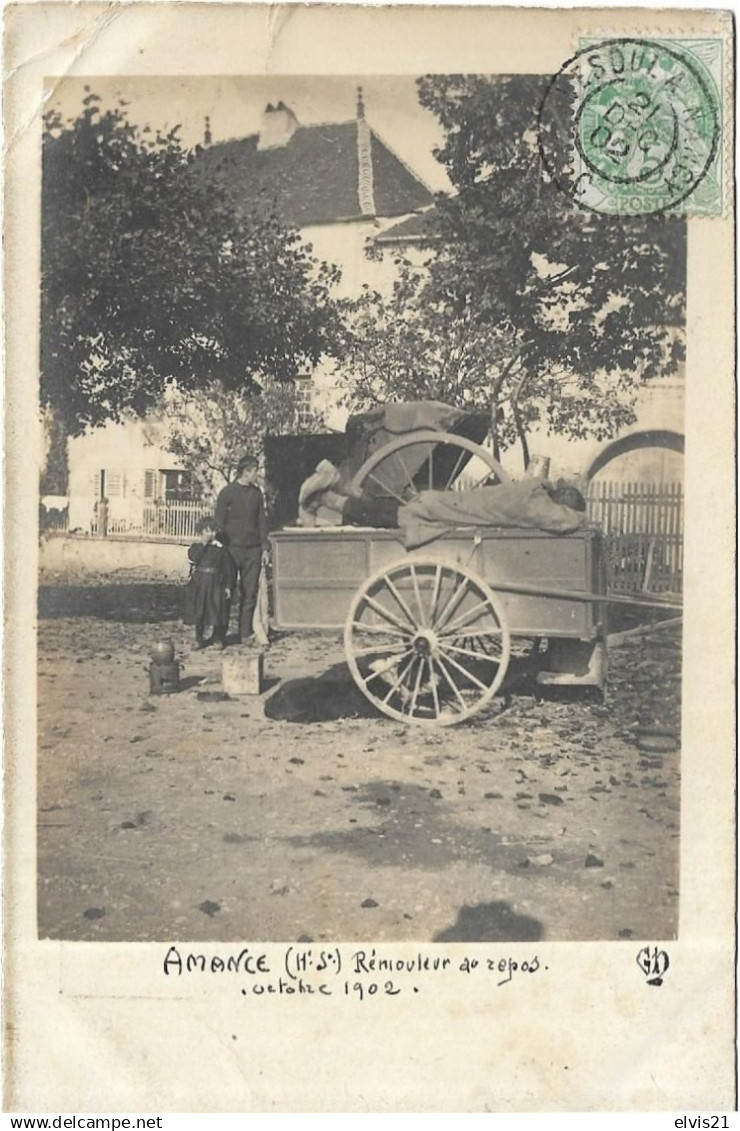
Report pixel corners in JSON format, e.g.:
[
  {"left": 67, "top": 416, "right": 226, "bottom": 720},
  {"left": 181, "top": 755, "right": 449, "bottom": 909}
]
[{"left": 3, "top": 2, "right": 736, "bottom": 1114}]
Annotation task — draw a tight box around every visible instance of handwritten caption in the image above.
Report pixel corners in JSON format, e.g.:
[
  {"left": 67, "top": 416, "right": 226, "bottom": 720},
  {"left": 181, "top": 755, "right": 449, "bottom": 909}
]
[{"left": 162, "top": 945, "right": 546, "bottom": 999}]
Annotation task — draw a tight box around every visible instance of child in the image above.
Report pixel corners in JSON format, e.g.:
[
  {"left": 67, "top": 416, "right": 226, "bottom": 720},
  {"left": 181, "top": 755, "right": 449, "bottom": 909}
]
[{"left": 183, "top": 518, "right": 237, "bottom": 650}]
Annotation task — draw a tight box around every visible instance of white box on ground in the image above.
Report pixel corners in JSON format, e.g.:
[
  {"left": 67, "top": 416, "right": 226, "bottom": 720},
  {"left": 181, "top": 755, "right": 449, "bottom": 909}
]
[{"left": 221, "top": 651, "right": 264, "bottom": 695}]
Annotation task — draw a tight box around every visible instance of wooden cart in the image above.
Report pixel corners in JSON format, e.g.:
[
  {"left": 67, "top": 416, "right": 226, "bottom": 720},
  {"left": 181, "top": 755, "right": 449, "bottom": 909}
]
[{"left": 270, "top": 430, "right": 607, "bottom": 727}]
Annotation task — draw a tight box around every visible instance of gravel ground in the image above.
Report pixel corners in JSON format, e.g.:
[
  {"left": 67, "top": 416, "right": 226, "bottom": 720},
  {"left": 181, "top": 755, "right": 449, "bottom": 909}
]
[{"left": 37, "top": 572, "right": 681, "bottom": 943}]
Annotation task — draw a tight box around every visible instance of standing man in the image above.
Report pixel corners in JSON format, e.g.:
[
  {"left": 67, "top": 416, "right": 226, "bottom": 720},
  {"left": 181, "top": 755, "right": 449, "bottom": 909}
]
[{"left": 214, "top": 455, "right": 269, "bottom": 644}]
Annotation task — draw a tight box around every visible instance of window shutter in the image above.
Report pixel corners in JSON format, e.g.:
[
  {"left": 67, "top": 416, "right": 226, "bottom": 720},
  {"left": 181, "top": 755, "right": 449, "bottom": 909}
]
[
  {"left": 106, "top": 470, "right": 124, "bottom": 497},
  {"left": 144, "top": 469, "right": 157, "bottom": 498}
]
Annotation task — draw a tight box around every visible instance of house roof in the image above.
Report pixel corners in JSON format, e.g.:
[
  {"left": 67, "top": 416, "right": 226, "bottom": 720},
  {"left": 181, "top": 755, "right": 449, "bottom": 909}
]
[
  {"left": 375, "top": 205, "right": 441, "bottom": 244},
  {"left": 194, "top": 120, "right": 433, "bottom": 227}
]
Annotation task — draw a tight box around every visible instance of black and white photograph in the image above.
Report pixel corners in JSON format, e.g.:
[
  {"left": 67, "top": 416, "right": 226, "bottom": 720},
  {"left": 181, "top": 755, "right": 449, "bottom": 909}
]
[
  {"left": 36, "top": 66, "right": 689, "bottom": 944},
  {"left": 5, "top": 2, "right": 736, "bottom": 1115}
]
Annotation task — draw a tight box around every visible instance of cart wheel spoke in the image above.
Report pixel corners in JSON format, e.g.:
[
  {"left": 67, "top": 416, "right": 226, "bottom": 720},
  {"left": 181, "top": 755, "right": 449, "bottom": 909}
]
[
  {"left": 442, "top": 641, "right": 504, "bottom": 664},
  {"left": 352, "top": 642, "right": 410, "bottom": 658},
  {"left": 431, "top": 652, "right": 468, "bottom": 712},
  {"left": 366, "top": 471, "right": 408, "bottom": 506},
  {"left": 444, "top": 449, "right": 467, "bottom": 491},
  {"left": 381, "top": 654, "right": 417, "bottom": 704},
  {"left": 428, "top": 564, "right": 443, "bottom": 625},
  {"left": 409, "top": 655, "right": 429, "bottom": 717},
  {"left": 435, "top": 646, "right": 490, "bottom": 692},
  {"left": 441, "top": 628, "right": 504, "bottom": 641},
  {"left": 382, "top": 574, "right": 419, "bottom": 631},
  {"left": 428, "top": 655, "right": 442, "bottom": 720},
  {"left": 395, "top": 452, "right": 420, "bottom": 501},
  {"left": 437, "top": 598, "right": 498, "bottom": 637},
  {"left": 433, "top": 572, "right": 470, "bottom": 632},
  {"left": 350, "top": 619, "right": 407, "bottom": 640},
  {"left": 409, "top": 563, "right": 428, "bottom": 627},
  {"left": 362, "top": 649, "right": 414, "bottom": 687},
  {"left": 362, "top": 593, "right": 414, "bottom": 635}
]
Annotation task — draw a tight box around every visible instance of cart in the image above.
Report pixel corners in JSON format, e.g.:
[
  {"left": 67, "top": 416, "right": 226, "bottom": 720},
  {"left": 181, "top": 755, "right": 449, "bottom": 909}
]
[{"left": 270, "top": 428, "right": 608, "bottom": 727}]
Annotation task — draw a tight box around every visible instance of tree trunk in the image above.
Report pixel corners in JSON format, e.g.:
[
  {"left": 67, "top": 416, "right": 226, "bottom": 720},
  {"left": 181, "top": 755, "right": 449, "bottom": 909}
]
[
  {"left": 491, "top": 401, "right": 501, "bottom": 462},
  {"left": 489, "top": 349, "right": 521, "bottom": 464},
  {"left": 512, "top": 402, "right": 530, "bottom": 471}
]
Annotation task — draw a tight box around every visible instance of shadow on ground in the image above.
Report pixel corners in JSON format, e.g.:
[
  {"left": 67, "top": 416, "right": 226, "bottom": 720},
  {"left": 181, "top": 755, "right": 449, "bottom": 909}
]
[
  {"left": 38, "top": 583, "right": 183, "bottom": 623},
  {"left": 433, "top": 901, "right": 544, "bottom": 942},
  {"left": 265, "top": 663, "right": 377, "bottom": 722},
  {"left": 284, "top": 777, "right": 540, "bottom": 875},
  {"left": 264, "top": 654, "right": 552, "bottom": 724}
]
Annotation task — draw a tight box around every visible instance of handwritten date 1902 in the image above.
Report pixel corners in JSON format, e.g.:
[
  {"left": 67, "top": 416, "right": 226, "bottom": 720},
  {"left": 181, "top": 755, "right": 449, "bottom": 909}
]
[{"left": 344, "top": 980, "right": 401, "bottom": 1000}]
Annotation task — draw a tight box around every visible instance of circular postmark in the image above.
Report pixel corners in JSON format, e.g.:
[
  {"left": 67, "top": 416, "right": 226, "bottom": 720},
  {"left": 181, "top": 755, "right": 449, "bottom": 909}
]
[{"left": 538, "top": 38, "right": 720, "bottom": 216}]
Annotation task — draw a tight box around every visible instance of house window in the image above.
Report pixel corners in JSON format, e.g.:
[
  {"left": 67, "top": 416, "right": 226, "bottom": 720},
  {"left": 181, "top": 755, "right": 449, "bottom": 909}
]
[
  {"left": 294, "top": 377, "right": 313, "bottom": 427},
  {"left": 161, "top": 469, "right": 194, "bottom": 500}
]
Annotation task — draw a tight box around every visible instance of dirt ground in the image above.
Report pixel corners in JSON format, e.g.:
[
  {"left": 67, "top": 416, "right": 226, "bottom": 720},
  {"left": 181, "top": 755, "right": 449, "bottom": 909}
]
[{"left": 37, "top": 570, "right": 681, "bottom": 943}]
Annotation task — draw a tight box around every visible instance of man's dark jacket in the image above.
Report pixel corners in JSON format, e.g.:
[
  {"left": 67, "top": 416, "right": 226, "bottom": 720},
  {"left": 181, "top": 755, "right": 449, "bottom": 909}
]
[{"left": 214, "top": 482, "right": 269, "bottom": 551}]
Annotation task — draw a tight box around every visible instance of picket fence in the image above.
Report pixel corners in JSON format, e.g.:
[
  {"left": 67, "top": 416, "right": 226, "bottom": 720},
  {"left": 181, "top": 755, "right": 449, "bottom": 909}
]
[
  {"left": 137, "top": 499, "right": 213, "bottom": 540},
  {"left": 89, "top": 499, "right": 213, "bottom": 539},
  {"left": 586, "top": 480, "right": 683, "bottom": 595}
]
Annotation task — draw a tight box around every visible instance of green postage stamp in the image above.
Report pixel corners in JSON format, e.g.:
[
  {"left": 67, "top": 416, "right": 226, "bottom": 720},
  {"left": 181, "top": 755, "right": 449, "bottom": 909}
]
[{"left": 538, "top": 37, "right": 724, "bottom": 216}]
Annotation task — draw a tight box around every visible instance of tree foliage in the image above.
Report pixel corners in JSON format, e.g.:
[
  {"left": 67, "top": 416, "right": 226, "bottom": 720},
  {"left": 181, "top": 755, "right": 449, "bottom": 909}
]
[
  {"left": 145, "top": 380, "right": 325, "bottom": 499},
  {"left": 39, "top": 407, "right": 69, "bottom": 494},
  {"left": 42, "top": 91, "right": 343, "bottom": 435},
  {"left": 339, "top": 75, "right": 686, "bottom": 466}
]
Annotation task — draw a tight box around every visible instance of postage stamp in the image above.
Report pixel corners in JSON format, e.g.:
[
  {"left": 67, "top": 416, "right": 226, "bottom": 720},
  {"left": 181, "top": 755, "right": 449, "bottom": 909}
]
[{"left": 538, "top": 37, "right": 723, "bottom": 216}]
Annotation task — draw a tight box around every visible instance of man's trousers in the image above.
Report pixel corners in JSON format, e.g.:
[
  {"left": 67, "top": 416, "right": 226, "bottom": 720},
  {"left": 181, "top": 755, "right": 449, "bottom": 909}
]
[{"left": 229, "top": 545, "right": 262, "bottom": 640}]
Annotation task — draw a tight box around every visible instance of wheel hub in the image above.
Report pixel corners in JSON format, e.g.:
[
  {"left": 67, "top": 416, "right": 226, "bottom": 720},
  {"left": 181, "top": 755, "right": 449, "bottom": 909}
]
[{"left": 412, "top": 629, "right": 437, "bottom": 657}]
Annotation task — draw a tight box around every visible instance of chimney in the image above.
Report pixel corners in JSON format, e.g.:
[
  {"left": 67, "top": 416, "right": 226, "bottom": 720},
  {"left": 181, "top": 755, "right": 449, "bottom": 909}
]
[
  {"left": 356, "top": 86, "right": 376, "bottom": 216},
  {"left": 204, "top": 116, "right": 212, "bottom": 146},
  {"left": 257, "top": 101, "right": 299, "bottom": 151}
]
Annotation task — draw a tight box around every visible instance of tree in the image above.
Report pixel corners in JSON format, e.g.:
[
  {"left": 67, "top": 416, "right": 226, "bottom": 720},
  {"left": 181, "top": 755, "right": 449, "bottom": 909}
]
[
  {"left": 41, "top": 91, "right": 343, "bottom": 435},
  {"left": 145, "top": 379, "right": 325, "bottom": 499},
  {"left": 339, "top": 75, "right": 686, "bottom": 467},
  {"left": 39, "top": 407, "right": 69, "bottom": 494}
]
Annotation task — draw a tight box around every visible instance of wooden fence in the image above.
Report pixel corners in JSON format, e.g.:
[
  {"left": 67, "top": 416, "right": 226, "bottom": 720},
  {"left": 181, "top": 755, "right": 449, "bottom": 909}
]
[
  {"left": 586, "top": 481, "right": 683, "bottom": 595},
  {"left": 89, "top": 499, "right": 213, "bottom": 539},
  {"left": 139, "top": 500, "right": 213, "bottom": 540}
]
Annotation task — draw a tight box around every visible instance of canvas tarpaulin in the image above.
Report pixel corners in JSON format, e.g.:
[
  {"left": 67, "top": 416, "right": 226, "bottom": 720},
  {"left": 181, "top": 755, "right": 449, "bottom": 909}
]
[{"left": 398, "top": 480, "right": 588, "bottom": 549}]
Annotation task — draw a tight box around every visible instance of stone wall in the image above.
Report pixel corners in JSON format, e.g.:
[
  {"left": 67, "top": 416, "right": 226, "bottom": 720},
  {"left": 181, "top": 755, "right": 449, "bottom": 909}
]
[{"left": 40, "top": 535, "right": 189, "bottom": 579}]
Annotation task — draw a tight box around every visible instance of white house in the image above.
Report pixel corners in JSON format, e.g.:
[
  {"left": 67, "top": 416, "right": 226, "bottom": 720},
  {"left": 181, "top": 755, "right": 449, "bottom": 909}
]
[{"left": 67, "top": 419, "right": 196, "bottom": 532}]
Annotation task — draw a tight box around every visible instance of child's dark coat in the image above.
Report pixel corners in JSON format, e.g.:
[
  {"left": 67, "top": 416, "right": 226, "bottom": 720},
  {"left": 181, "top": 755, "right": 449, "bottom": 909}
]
[{"left": 183, "top": 541, "right": 237, "bottom": 628}]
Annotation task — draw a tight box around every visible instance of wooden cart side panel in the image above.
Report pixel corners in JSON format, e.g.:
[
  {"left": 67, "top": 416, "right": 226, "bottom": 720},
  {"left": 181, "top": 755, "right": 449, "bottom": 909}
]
[
  {"left": 271, "top": 531, "right": 405, "bottom": 630},
  {"left": 474, "top": 533, "right": 595, "bottom": 638},
  {"left": 270, "top": 528, "right": 603, "bottom": 638}
]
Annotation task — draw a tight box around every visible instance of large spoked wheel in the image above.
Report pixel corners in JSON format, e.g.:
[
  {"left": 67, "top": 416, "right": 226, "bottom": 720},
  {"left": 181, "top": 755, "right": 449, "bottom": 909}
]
[
  {"left": 345, "top": 557, "right": 511, "bottom": 727},
  {"left": 349, "top": 430, "right": 509, "bottom": 503}
]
